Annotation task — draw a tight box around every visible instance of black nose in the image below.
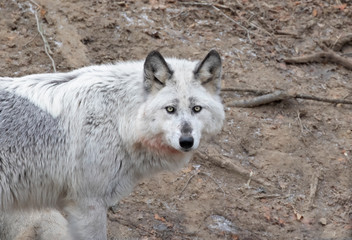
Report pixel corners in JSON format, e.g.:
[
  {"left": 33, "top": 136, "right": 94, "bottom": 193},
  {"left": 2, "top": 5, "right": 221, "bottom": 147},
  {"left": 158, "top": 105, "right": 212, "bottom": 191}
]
[{"left": 179, "top": 136, "right": 194, "bottom": 150}]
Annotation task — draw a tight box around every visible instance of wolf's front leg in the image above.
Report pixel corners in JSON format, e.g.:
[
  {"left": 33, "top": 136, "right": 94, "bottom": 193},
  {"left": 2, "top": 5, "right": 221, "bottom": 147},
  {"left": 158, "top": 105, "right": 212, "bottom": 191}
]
[{"left": 65, "top": 200, "right": 108, "bottom": 240}]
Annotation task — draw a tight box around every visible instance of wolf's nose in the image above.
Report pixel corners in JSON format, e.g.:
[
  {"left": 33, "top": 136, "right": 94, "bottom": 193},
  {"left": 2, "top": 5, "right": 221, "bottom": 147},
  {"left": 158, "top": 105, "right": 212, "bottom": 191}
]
[{"left": 179, "top": 136, "right": 194, "bottom": 150}]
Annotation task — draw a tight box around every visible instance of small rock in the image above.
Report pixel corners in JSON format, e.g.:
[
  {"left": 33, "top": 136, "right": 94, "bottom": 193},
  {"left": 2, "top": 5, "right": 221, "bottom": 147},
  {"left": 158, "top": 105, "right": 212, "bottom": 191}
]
[
  {"left": 207, "top": 215, "right": 237, "bottom": 234},
  {"left": 109, "top": 204, "right": 119, "bottom": 214},
  {"left": 319, "top": 217, "right": 327, "bottom": 226}
]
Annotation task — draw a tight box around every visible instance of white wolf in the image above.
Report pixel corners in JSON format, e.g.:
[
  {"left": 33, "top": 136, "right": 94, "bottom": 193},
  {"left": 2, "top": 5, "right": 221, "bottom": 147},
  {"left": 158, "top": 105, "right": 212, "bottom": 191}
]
[{"left": 0, "top": 50, "right": 225, "bottom": 239}]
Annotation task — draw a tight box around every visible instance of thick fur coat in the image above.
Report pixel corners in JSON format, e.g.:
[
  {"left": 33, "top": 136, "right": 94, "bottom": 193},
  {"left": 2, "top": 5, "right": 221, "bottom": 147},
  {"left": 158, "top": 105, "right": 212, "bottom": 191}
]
[{"left": 0, "top": 50, "right": 225, "bottom": 239}]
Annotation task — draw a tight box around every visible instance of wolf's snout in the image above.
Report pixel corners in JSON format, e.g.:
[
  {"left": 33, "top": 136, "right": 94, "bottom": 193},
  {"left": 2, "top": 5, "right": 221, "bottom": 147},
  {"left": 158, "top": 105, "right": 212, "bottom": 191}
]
[{"left": 179, "top": 136, "right": 194, "bottom": 150}]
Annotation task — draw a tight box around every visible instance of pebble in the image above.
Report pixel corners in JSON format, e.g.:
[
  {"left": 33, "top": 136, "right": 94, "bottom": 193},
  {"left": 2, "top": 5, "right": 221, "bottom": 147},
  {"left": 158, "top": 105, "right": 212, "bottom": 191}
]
[{"left": 319, "top": 217, "right": 327, "bottom": 226}]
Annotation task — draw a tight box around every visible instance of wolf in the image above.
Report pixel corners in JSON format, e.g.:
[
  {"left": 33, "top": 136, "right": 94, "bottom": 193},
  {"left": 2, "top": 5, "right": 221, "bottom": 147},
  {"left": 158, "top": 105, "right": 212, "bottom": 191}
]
[{"left": 0, "top": 50, "right": 225, "bottom": 239}]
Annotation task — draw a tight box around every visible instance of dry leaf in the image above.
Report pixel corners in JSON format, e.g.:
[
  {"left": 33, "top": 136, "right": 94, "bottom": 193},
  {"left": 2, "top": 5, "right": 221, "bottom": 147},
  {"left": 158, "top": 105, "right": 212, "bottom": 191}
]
[
  {"left": 293, "top": 209, "right": 303, "bottom": 221},
  {"left": 232, "top": 234, "right": 239, "bottom": 240},
  {"left": 312, "top": 9, "right": 318, "bottom": 17},
  {"left": 154, "top": 213, "right": 173, "bottom": 227},
  {"left": 39, "top": 8, "right": 47, "bottom": 18},
  {"left": 181, "top": 166, "right": 192, "bottom": 173},
  {"left": 262, "top": 206, "right": 271, "bottom": 221},
  {"left": 334, "top": 4, "right": 347, "bottom": 11},
  {"left": 154, "top": 213, "right": 166, "bottom": 222}
]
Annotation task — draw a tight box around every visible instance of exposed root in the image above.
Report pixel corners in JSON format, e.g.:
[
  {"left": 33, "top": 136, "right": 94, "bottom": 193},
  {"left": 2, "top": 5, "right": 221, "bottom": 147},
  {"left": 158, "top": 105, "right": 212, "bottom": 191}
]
[
  {"left": 195, "top": 152, "right": 271, "bottom": 187},
  {"left": 223, "top": 88, "right": 352, "bottom": 108},
  {"left": 325, "top": 33, "right": 352, "bottom": 52},
  {"left": 227, "top": 90, "right": 289, "bottom": 108}
]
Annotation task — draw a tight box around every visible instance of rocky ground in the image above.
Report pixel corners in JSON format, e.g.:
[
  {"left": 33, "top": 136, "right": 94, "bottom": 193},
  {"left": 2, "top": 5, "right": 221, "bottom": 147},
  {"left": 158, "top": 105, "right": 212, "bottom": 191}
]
[{"left": 0, "top": 0, "right": 351, "bottom": 239}]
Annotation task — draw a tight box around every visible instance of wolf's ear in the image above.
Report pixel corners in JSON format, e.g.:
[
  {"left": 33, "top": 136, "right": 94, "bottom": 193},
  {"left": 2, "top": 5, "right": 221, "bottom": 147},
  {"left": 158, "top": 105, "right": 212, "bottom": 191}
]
[
  {"left": 144, "top": 51, "right": 173, "bottom": 93},
  {"left": 194, "top": 50, "right": 222, "bottom": 95}
]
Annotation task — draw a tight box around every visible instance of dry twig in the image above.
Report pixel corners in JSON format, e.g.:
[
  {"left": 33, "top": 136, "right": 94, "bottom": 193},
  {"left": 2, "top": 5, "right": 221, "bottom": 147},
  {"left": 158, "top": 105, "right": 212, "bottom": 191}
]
[
  {"left": 305, "top": 173, "right": 319, "bottom": 210},
  {"left": 179, "top": 171, "right": 199, "bottom": 197},
  {"left": 198, "top": 172, "right": 225, "bottom": 196},
  {"left": 179, "top": 170, "right": 225, "bottom": 197},
  {"left": 179, "top": 1, "right": 263, "bottom": 43},
  {"left": 30, "top": 0, "right": 56, "bottom": 72},
  {"left": 108, "top": 213, "right": 156, "bottom": 236},
  {"left": 254, "top": 193, "right": 282, "bottom": 199}
]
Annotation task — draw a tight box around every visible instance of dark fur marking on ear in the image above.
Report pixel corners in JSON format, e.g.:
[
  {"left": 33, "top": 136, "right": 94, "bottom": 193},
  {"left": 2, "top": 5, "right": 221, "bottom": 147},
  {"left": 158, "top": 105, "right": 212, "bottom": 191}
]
[
  {"left": 143, "top": 50, "right": 174, "bottom": 92},
  {"left": 193, "top": 50, "right": 222, "bottom": 95},
  {"left": 201, "top": 77, "right": 214, "bottom": 86},
  {"left": 153, "top": 76, "right": 165, "bottom": 86},
  {"left": 193, "top": 50, "right": 221, "bottom": 76}
]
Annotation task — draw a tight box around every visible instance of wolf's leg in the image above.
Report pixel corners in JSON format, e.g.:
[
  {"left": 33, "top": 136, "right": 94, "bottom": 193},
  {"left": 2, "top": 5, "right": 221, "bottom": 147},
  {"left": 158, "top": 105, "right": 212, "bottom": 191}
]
[
  {"left": 65, "top": 200, "right": 108, "bottom": 240},
  {"left": 0, "top": 210, "right": 36, "bottom": 240},
  {"left": 0, "top": 209, "right": 72, "bottom": 240},
  {"left": 37, "top": 209, "right": 72, "bottom": 240}
]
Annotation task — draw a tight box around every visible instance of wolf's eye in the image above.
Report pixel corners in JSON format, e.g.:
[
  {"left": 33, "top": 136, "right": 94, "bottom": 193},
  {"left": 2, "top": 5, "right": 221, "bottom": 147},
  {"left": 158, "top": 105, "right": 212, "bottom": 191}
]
[
  {"left": 166, "top": 106, "right": 176, "bottom": 114},
  {"left": 192, "top": 105, "right": 202, "bottom": 113}
]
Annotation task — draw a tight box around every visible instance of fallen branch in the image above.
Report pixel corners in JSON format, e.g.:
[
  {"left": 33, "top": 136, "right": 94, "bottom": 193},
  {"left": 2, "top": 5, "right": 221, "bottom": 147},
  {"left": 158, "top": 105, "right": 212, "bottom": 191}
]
[
  {"left": 284, "top": 50, "right": 352, "bottom": 70},
  {"left": 223, "top": 88, "right": 352, "bottom": 108}
]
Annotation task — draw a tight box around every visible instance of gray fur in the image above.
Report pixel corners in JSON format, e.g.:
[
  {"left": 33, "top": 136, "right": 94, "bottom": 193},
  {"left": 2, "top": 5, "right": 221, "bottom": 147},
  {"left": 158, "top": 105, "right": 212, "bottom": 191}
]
[
  {"left": 0, "top": 90, "right": 67, "bottom": 209},
  {"left": 0, "top": 50, "right": 225, "bottom": 240}
]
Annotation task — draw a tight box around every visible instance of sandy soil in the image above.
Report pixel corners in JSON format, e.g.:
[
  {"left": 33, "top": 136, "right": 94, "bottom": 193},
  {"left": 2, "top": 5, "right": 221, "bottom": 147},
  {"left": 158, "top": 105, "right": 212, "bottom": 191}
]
[{"left": 1, "top": 0, "right": 351, "bottom": 239}]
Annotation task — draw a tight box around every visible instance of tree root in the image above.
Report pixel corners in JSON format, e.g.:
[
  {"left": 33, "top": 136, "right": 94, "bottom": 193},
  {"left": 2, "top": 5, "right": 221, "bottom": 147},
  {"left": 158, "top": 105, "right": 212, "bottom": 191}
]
[
  {"left": 223, "top": 88, "right": 352, "bottom": 108},
  {"left": 284, "top": 50, "right": 352, "bottom": 70},
  {"left": 324, "top": 33, "right": 352, "bottom": 52},
  {"left": 194, "top": 152, "right": 271, "bottom": 187}
]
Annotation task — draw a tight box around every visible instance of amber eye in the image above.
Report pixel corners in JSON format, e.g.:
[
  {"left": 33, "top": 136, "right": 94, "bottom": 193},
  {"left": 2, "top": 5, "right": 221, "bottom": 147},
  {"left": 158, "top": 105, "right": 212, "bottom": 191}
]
[
  {"left": 193, "top": 105, "right": 202, "bottom": 113},
  {"left": 166, "top": 106, "right": 176, "bottom": 114}
]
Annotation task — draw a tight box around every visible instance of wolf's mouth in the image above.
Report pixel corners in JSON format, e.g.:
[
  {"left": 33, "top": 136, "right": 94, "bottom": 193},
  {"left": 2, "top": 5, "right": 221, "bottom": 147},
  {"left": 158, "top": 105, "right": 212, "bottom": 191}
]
[{"left": 137, "top": 135, "right": 184, "bottom": 154}]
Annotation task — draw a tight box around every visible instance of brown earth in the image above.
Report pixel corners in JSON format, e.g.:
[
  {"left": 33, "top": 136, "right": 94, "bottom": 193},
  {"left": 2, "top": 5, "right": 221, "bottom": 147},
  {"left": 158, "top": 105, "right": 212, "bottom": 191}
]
[{"left": 1, "top": 0, "right": 351, "bottom": 239}]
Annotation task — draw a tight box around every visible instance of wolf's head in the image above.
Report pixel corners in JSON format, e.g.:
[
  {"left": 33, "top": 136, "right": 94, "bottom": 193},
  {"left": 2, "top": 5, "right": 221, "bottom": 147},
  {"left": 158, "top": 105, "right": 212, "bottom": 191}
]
[{"left": 136, "top": 50, "right": 225, "bottom": 154}]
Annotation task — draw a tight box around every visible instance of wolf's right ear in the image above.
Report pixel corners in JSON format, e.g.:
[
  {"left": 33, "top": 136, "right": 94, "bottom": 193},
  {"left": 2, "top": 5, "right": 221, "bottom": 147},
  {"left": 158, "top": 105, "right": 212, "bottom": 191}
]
[
  {"left": 143, "top": 51, "right": 173, "bottom": 93},
  {"left": 194, "top": 50, "right": 222, "bottom": 95}
]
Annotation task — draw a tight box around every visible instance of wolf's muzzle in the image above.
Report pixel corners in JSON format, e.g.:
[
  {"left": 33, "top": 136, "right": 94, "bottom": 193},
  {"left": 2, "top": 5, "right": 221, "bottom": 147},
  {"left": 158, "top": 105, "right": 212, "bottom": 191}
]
[{"left": 179, "top": 136, "right": 194, "bottom": 150}]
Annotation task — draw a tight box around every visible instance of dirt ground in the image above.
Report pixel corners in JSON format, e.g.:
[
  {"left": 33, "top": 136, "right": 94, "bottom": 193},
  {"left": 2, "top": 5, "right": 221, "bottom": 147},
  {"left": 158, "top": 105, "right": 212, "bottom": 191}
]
[{"left": 1, "top": 0, "right": 351, "bottom": 239}]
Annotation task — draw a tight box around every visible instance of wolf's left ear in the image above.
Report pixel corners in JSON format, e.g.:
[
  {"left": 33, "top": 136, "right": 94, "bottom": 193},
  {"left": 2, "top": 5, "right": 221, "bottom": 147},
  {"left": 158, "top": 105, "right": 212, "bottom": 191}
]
[
  {"left": 194, "top": 50, "right": 222, "bottom": 95},
  {"left": 144, "top": 51, "right": 173, "bottom": 93}
]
